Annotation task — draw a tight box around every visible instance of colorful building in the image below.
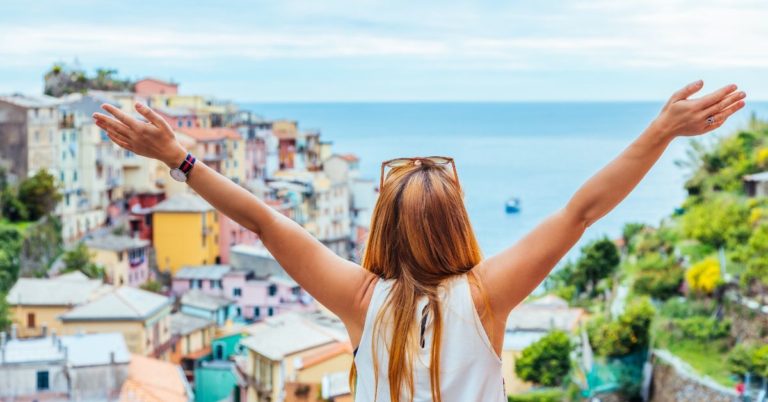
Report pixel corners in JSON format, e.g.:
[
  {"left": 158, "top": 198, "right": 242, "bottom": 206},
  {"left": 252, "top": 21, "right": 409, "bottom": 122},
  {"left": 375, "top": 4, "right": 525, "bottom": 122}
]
[
  {"left": 152, "top": 194, "right": 221, "bottom": 275},
  {"left": 238, "top": 313, "right": 351, "bottom": 402},
  {"left": 180, "top": 290, "right": 236, "bottom": 326},
  {"left": 0, "top": 331, "right": 131, "bottom": 401},
  {"left": 59, "top": 287, "right": 174, "bottom": 358},
  {"left": 6, "top": 272, "right": 112, "bottom": 338},
  {"left": 272, "top": 120, "right": 298, "bottom": 170},
  {"left": 85, "top": 234, "right": 151, "bottom": 287},
  {"left": 178, "top": 127, "right": 246, "bottom": 184},
  {"left": 135, "top": 77, "right": 179, "bottom": 97},
  {"left": 169, "top": 312, "right": 217, "bottom": 382}
]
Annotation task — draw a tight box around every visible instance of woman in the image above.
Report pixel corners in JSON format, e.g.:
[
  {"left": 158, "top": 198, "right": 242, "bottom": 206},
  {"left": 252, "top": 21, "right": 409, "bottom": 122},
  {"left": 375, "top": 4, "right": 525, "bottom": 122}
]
[{"left": 93, "top": 80, "right": 745, "bottom": 402}]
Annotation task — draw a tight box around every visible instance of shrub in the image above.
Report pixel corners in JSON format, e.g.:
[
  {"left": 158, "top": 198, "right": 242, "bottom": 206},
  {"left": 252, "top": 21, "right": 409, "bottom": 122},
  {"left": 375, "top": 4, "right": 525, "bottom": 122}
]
[
  {"left": 514, "top": 330, "right": 572, "bottom": 387},
  {"left": 507, "top": 389, "right": 565, "bottom": 402},
  {"left": 589, "top": 297, "right": 655, "bottom": 357},
  {"left": 685, "top": 257, "right": 723, "bottom": 295},
  {"left": 673, "top": 316, "right": 730, "bottom": 341},
  {"left": 632, "top": 253, "right": 684, "bottom": 300}
]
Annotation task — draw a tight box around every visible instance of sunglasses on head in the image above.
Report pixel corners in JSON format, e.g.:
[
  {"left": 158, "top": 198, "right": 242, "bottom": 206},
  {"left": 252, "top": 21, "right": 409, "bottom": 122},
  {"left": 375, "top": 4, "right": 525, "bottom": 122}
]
[{"left": 379, "top": 156, "right": 460, "bottom": 191}]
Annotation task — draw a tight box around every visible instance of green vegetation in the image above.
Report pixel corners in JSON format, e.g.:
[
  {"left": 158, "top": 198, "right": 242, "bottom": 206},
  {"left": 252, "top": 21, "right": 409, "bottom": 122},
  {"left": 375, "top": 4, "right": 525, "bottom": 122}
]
[
  {"left": 44, "top": 63, "right": 134, "bottom": 97},
  {"left": 17, "top": 170, "right": 61, "bottom": 221},
  {"left": 140, "top": 280, "right": 164, "bottom": 294},
  {"left": 507, "top": 389, "right": 565, "bottom": 402},
  {"left": 588, "top": 297, "right": 654, "bottom": 357},
  {"left": 545, "top": 237, "right": 620, "bottom": 301},
  {"left": 61, "top": 243, "right": 104, "bottom": 279},
  {"left": 515, "top": 330, "right": 572, "bottom": 387}
]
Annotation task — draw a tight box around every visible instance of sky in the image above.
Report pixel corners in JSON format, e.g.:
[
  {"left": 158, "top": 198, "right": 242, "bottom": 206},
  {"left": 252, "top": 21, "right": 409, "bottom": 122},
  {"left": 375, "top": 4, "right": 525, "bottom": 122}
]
[{"left": 0, "top": 0, "right": 766, "bottom": 102}]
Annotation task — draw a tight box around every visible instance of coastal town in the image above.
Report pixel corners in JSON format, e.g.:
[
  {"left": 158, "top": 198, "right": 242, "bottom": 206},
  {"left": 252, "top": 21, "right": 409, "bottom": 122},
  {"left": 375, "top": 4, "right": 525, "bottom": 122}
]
[{"left": 1, "top": 65, "right": 768, "bottom": 402}]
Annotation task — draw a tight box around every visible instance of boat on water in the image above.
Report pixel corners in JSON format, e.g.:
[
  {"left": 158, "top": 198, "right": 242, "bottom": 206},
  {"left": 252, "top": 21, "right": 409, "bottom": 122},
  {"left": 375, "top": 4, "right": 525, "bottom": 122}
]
[{"left": 505, "top": 197, "right": 521, "bottom": 213}]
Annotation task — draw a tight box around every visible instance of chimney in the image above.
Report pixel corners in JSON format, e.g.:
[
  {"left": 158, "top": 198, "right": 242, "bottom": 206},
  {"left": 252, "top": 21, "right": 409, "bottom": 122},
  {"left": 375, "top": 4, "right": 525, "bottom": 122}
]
[{"left": 10, "top": 324, "right": 17, "bottom": 340}]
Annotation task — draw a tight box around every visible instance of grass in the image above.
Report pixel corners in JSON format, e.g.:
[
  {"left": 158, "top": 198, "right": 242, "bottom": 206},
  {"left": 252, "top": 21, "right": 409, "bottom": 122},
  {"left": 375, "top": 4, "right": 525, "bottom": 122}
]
[{"left": 653, "top": 318, "right": 737, "bottom": 387}]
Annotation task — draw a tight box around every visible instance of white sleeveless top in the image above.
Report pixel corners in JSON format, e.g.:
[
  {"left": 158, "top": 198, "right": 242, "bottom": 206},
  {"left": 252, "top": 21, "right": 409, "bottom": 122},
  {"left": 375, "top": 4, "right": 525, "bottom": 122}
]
[{"left": 353, "top": 274, "right": 505, "bottom": 402}]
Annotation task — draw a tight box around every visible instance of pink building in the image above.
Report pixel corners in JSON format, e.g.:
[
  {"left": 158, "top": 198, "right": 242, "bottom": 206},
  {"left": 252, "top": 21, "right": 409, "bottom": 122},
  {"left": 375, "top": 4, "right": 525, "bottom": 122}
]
[
  {"left": 135, "top": 78, "right": 178, "bottom": 97},
  {"left": 155, "top": 107, "right": 199, "bottom": 130},
  {"left": 171, "top": 265, "right": 313, "bottom": 322},
  {"left": 218, "top": 212, "right": 259, "bottom": 264}
]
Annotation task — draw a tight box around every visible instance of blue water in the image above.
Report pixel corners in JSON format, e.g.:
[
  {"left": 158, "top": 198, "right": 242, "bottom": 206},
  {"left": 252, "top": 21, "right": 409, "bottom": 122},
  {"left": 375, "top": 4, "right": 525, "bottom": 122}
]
[{"left": 243, "top": 101, "right": 768, "bottom": 260}]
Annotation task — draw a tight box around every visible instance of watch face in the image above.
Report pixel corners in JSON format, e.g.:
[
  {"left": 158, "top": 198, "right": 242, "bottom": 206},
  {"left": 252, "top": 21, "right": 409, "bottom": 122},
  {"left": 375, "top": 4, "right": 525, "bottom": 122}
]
[{"left": 170, "top": 168, "right": 187, "bottom": 182}]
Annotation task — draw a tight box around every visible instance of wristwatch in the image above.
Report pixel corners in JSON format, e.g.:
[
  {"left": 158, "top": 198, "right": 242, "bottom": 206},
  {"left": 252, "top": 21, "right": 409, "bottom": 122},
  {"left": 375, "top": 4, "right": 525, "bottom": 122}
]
[{"left": 169, "top": 153, "right": 196, "bottom": 182}]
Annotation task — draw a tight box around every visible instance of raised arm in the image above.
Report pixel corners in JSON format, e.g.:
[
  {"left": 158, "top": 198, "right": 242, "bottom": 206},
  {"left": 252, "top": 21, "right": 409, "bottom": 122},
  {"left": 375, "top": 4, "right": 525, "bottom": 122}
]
[
  {"left": 92, "top": 103, "right": 375, "bottom": 330},
  {"left": 476, "top": 81, "right": 746, "bottom": 316}
]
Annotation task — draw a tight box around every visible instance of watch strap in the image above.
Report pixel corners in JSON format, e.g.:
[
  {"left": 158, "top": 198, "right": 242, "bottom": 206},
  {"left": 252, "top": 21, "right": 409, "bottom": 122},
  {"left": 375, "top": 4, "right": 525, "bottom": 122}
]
[{"left": 178, "top": 153, "right": 196, "bottom": 175}]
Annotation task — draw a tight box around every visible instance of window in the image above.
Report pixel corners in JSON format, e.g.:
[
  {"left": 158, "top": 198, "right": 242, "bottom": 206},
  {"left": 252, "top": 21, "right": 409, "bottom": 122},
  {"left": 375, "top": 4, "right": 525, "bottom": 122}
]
[
  {"left": 268, "top": 307, "right": 274, "bottom": 316},
  {"left": 254, "top": 307, "right": 260, "bottom": 318},
  {"left": 196, "top": 279, "right": 203, "bottom": 288},
  {"left": 233, "top": 288, "right": 242, "bottom": 297},
  {"left": 268, "top": 284, "right": 277, "bottom": 297},
  {"left": 212, "top": 280, "right": 222, "bottom": 289},
  {"left": 177, "top": 120, "right": 183, "bottom": 128},
  {"left": 36, "top": 371, "right": 49, "bottom": 391},
  {"left": 236, "top": 307, "right": 242, "bottom": 316},
  {"left": 65, "top": 194, "right": 70, "bottom": 206},
  {"left": 27, "top": 313, "right": 35, "bottom": 328},
  {"left": 73, "top": 170, "right": 78, "bottom": 182},
  {"left": 187, "top": 120, "right": 192, "bottom": 127},
  {"left": 214, "top": 343, "right": 224, "bottom": 360},
  {"left": 117, "top": 251, "right": 124, "bottom": 262}
]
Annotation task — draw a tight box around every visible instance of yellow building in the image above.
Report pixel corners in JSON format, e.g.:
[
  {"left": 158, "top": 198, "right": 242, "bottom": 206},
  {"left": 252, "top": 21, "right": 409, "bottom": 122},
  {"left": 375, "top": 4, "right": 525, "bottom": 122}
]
[
  {"left": 169, "top": 312, "right": 217, "bottom": 379},
  {"left": 59, "top": 286, "right": 173, "bottom": 358},
  {"left": 239, "top": 313, "right": 352, "bottom": 402},
  {"left": 85, "top": 234, "right": 151, "bottom": 287},
  {"left": 152, "top": 193, "right": 220, "bottom": 275},
  {"left": 6, "top": 272, "right": 112, "bottom": 338}
]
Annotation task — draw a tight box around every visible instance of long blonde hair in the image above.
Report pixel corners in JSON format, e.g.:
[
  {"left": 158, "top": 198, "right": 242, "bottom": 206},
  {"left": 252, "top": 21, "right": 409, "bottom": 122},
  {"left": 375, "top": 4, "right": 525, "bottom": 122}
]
[{"left": 352, "top": 159, "right": 485, "bottom": 402}]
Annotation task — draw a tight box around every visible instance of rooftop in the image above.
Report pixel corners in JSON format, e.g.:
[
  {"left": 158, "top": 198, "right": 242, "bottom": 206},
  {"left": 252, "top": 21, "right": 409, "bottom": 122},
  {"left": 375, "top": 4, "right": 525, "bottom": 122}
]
[
  {"left": 744, "top": 171, "right": 768, "bottom": 182},
  {"left": 60, "top": 287, "right": 171, "bottom": 322},
  {"left": 86, "top": 234, "right": 150, "bottom": 251},
  {"left": 506, "top": 295, "right": 586, "bottom": 333},
  {"left": 0, "top": 332, "right": 130, "bottom": 367},
  {"left": 6, "top": 275, "right": 111, "bottom": 306},
  {"left": 120, "top": 354, "right": 191, "bottom": 402},
  {"left": 240, "top": 313, "right": 342, "bottom": 361},
  {"left": 170, "top": 312, "right": 215, "bottom": 337},
  {"left": 181, "top": 290, "right": 234, "bottom": 311},
  {"left": 137, "top": 77, "right": 178, "bottom": 87},
  {"left": 175, "top": 265, "right": 231, "bottom": 280},
  {"left": 152, "top": 193, "right": 213, "bottom": 213},
  {"left": 0, "top": 93, "right": 60, "bottom": 108},
  {"left": 155, "top": 106, "right": 195, "bottom": 118}
]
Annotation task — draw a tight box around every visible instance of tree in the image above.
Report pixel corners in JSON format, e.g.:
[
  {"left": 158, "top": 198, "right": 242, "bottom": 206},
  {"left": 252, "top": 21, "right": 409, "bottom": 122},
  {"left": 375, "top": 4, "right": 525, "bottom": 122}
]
[
  {"left": 515, "top": 330, "right": 572, "bottom": 387},
  {"left": 685, "top": 257, "right": 723, "bottom": 295},
  {"left": 632, "top": 253, "right": 684, "bottom": 300},
  {"left": 17, "top": 170, "right": 61, "bottom": 221},
  {"left": 589, "top": 297, "right": 655, "bottom": 357},
  {"left": 622, "top": 222, "right": 647, "bottom": 253},
  {"left": 61, "top": 243, "right": 104, "bottom": 279},
  {"left": 681, "top": 195, "right": 750, "bottom": 250},
  {"left": 0, "top": 294, "right": 10, "bottom": 332},
  {"left": 0, "top": 225, "right": 23, "bottom": 292},
  {"left": 572, "top": 237, "right": 620, "bottom": 295}
]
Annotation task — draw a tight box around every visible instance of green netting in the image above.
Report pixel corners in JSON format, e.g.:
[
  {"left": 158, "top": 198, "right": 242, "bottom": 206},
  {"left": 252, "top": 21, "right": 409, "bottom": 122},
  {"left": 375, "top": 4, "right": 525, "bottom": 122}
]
[{"left": 582, "top": 349, "right": 648, "bottom": 397}]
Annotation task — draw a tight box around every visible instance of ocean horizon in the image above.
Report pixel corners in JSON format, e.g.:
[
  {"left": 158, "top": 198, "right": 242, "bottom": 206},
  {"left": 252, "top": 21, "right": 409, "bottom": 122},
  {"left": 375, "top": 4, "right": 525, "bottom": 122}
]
[{"left": 242, "top": 101, "right": 768, "bottom": 261}]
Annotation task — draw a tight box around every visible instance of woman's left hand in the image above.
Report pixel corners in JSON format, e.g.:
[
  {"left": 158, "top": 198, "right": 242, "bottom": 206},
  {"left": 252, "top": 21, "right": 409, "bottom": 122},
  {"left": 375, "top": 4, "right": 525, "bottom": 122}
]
[{"left": 654, "top": 80, "right": 746, "bottom": 138}]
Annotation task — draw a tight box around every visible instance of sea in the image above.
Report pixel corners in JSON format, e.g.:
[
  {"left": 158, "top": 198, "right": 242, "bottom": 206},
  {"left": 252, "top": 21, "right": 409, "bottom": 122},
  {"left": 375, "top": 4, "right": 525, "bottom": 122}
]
[{"left": 242, "top": 101, "right": 768, "bottom": 262}]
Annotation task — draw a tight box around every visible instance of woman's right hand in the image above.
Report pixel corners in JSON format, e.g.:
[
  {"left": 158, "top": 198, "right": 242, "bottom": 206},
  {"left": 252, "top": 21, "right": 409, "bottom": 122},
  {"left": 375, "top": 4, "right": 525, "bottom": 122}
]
[{"left": 93, "top": 103, "right": 188, "bottom": 168}]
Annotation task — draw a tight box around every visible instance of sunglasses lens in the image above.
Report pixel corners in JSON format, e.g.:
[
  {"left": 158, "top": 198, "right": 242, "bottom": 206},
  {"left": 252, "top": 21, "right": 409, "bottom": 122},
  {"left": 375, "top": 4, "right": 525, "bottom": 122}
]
[
  {"left": 387, "top": 158, "right": 412, "bottom": 167},
  {"left": 428, "top": 157, "right": 451, "bottom": 164}
]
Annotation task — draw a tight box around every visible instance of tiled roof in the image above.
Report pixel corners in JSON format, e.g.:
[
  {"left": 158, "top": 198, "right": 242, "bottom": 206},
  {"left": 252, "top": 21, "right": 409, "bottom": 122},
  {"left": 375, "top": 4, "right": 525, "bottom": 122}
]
[
  {"left": 240, "top": 313, "right": 342, "bottom": 361},
  {"left": 180, "top": 290, "right": 233, "bottom": 311},
  {"left": 137, "top": 77, "right": 178, "bottom": 87},
  {"left": 60, "top": 287, "right": 171, "bottom": 322},
  {"left": 7, "top": 276, "right": 111, "bottom": 306},
  {"left": 119, "top": 354, "right": 190, "bottom": 402},
  {"left": 178, "top": 127, "right": 241, "bottom": 141},
  {"left": 175, "top": 265, "right": 231, "bottom": 280},
  {"left": 86, "top": 234, "right": 149, "bottom": 251},
  {"left": 170, "top": 312, "right": 215, "bottom": 337},
  {"left": 299, "top": 341, "right": 352, "bottom": 369},
  {"left": 152, "top": 193, "right": 213, "bottom": 213}
]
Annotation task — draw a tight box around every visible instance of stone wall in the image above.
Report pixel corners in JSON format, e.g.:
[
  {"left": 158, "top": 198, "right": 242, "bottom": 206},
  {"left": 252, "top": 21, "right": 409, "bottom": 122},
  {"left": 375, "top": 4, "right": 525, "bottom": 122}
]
[{"left": 649, "top": 350, "right": 739, "bottom": 402}]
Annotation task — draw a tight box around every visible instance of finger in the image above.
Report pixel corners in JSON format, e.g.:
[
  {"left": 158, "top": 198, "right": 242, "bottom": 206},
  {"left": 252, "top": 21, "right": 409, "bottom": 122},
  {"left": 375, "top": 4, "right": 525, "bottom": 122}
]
[
  {"left": 134, "top": 102, "right": 170, "bottom": 130},
  {"left": 703, "top": 91, "right": 746, "bottom": 117},
  {"left": 101, "top": 104, "right": 140, "bottom": 129},
  {"left": 710, "top": 100, "right": 746, "bottom": 127},
  {"left": 670, "top": 80, "right": 704, "bottom": 102},
  {"left": 694, "top": 84, "right": 738, "bottom": 109},
  {"left": 94, "top": 118, "right": 131, "bottom": 142},
  {"left": 105, "top": 130, "right": 133, "bottom": 150},
  {"left": 93, "top": 113, "right": 133, "bottom": 137}
]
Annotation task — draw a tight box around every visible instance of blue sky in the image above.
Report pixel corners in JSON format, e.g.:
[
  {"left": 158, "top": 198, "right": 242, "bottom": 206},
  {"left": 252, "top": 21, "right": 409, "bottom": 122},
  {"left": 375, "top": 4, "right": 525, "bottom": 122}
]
[{"left": 1, "top": 0, "right": 766, "bottom": 101}]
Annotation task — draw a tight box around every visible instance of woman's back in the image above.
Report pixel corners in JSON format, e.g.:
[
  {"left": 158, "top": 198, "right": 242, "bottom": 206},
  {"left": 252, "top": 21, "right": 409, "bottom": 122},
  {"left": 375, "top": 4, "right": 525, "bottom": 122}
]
[{"left": 354, "top": 274, "right": 506, "bottom": 402}]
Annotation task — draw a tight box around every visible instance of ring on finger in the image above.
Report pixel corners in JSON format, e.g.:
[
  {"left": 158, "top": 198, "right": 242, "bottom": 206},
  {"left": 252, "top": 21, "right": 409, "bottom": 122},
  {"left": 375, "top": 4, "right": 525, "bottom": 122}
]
[{"left": 706, "top": 116, "right": 716, "bottom": 126}]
